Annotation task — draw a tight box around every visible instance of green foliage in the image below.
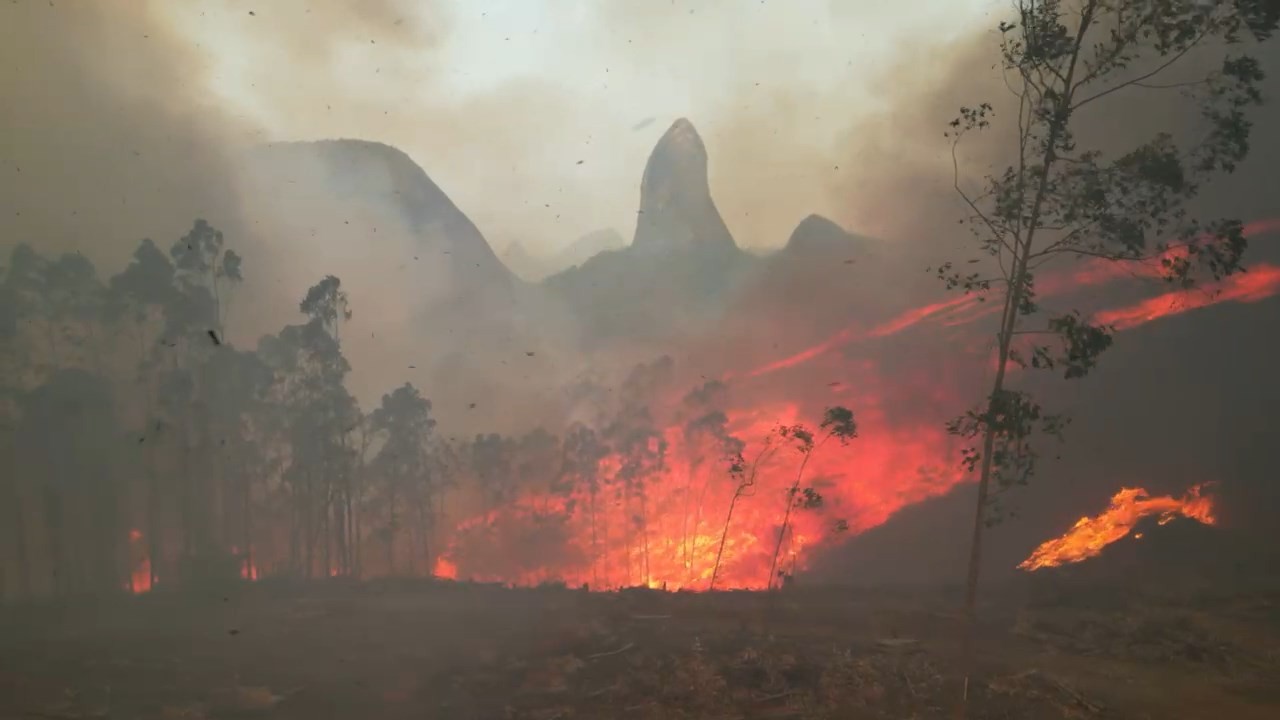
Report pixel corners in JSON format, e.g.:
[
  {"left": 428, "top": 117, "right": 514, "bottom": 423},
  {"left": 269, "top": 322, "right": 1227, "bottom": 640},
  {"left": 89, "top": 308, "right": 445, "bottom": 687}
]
[
  {"left": 819, "top": 405, "right": 858, "bottom": 443},
  {"left": 943, "top": 0, "right": 1277, "bottom": 528},
  {"left": 471, "top": 432, "right": 516, "bottom": 512},
  {"left": 299, "top": 274, "right": 351, "bottom": 336}
]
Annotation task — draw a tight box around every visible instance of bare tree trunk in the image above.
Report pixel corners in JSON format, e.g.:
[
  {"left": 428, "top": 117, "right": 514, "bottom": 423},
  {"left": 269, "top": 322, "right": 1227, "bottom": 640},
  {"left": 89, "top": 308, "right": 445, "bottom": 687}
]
[
  {"left": 148, "top": 459, "right": 161, "bottom": 589},
  {"left": 302, "top": 470, "right": 314, "bottom": 579},
  {"left": 640, "top": 487, "right": 651, "bottom": 586},
  {"left": 589, "top": 481, "right": 598, "bottom": 588},
  {"left": 710, "top": 446, "right": 772, "bottom": 591},
  {"left": 43, "top": 487, "right": 65, "bottom": 595},
  {"left": 623, "top": 481, "right": 634, "bottom": 586},
  {"left": 387, "top": 490, "right": 398, "bottom": 575},
  {"left": 679, "top": 456, "right": 703, "bottom": 578},
  {"left": 767, "top": 446, "right": 817, "bottom": 590},
  {"left": 6, "top": 473, "right": 31, "bottom": 598},
  {"left": 242, "top": 468, "right": 253, "bottom": 580}
]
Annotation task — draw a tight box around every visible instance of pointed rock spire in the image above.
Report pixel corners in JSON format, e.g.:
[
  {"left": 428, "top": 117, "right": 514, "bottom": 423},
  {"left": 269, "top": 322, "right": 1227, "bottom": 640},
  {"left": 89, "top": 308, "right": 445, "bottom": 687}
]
[{"left": 632, "top": 118, "right": 737, "bottom": 254}]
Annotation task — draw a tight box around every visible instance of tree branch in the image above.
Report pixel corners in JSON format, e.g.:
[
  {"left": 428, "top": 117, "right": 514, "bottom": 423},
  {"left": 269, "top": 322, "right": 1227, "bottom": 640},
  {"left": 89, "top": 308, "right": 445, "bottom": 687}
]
[{"left": 1071, "top": 26, "right": 1212, "bottom": 111}]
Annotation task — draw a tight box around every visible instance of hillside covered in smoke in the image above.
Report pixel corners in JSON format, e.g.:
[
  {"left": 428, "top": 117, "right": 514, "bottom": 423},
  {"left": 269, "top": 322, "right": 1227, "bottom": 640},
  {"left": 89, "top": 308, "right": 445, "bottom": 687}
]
[{"left": 2, "top": 1, "right": 1279, "bottom": 599}]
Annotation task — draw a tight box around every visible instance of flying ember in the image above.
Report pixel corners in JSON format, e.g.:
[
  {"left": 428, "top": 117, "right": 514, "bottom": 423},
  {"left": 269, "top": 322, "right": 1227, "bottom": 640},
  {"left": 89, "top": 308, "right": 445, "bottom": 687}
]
[{"left": 1017, "top": 483, "right": 1217, "bottom": 571}]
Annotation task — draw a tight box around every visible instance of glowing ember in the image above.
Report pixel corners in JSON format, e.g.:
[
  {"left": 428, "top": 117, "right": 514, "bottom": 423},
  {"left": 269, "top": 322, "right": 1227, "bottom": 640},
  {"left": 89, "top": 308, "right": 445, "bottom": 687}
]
[
  {"left": 1017, "top": 484, "right": 1217, "bottom": 571},
  {"left": 231, "top": 546, "right": 260, "bottom": 581},
  {"left": 127, "top": 528, "right": 152, "bottom": 594}
]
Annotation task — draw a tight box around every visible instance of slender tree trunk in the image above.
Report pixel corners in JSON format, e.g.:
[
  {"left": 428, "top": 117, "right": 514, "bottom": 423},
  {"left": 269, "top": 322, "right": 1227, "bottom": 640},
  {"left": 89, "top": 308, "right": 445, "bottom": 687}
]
[
  {"left": 44, "top": 487, "right": 65, "bottom": 595},
  {"left": 640, "top": 487, "right": 651, "bottom": 587},
  {"left": 147, "top": 456, "right": 161, "bottom": 589},
  {"left": 352, "top": 475, "right": 362, "bottom": 578},
  {"left": 767, "top": 446, "right": 818, "bottom": 590},
  {"left": 303, "top": 470, "right": 315, "bottom": 579},
  {"left": 680, "top": 456, "right": 703, "bottom": 577},
  {"left": 289, "top": 486, "right": 299, "bottom": 577},
  {"left": 322, "top": 480, "right": 332, "bottom": 577},
  {"left": 242, "top": 468, "right": 253, "bottom": 580},
  {"left": 588, "top": 481, "right": 598, "bottom": 588},
  {"left": 6, "top": 470, "right": 31, "bottom": 598},
  {"left": 954, "top": 9, "right": 1090, "bottom": 711},
  {"left": 711, "top": 446, "right": 771, "bottom": 590},
  {"left": 623, "top": 481, "right": 633, "bottom": 586},
  {"left": 387, "top": 490, "right": 398, "bottom": 575}
]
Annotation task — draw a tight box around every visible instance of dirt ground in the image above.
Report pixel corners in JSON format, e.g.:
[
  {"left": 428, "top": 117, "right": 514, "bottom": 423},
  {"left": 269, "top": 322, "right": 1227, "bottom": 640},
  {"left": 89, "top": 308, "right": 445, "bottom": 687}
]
[{"left": 0, "top": 579, "right": 1276, "bottom": 720}]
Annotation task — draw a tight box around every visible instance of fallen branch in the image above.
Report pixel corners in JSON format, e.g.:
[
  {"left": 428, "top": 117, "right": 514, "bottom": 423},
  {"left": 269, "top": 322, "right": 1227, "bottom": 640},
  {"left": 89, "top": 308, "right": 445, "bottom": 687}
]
[
  {"left": 586, "top": 642, "right": 635, "bottom": 660},
  {"left": 1043, "top": 673, "right": 1102, "bottom": 713},
  {"left": 585, "top": 683, "right": 619, "bottom": 698},
  {"left": 754, "top": 689, "right": 802, "bottom": 703}
]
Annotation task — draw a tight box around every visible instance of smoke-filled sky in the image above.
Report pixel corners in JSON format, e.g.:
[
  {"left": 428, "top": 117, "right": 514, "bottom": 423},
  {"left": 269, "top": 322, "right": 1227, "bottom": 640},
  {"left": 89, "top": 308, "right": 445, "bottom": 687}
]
[{"left": 157, "top": 0, "right": 1002, "bottom": 253}]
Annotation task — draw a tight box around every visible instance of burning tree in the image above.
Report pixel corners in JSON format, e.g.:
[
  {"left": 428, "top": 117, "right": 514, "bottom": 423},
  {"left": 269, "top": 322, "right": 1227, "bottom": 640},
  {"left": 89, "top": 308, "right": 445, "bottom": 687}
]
[
  {"left": 367, "top": 383, "right": 439, "bottom": 575},
  {"left": 561, "top": 423, "right": 608, "bottom": 586},
  {"left": 765, "top": 406, "right": 857, "bottom": 590},
  {"left": 679, "top": 380, "right": 745, "bottom": 587},
  {"left": 941, "top": 0, "right": 1279, "bottom": 713}
]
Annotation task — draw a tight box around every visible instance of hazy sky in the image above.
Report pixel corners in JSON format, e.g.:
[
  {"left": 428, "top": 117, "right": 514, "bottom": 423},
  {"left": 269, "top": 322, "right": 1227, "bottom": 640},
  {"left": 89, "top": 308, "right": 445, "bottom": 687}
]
[{"left": 160, "top": 0, "right": 1003, "bottom": 253}]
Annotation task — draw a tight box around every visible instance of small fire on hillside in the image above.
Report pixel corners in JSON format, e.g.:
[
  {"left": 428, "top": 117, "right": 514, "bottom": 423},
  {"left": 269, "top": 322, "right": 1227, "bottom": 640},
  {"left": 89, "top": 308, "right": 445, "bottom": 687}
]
[{"left": 1017, "top": 483, "right": 1217, "bottom": 572}]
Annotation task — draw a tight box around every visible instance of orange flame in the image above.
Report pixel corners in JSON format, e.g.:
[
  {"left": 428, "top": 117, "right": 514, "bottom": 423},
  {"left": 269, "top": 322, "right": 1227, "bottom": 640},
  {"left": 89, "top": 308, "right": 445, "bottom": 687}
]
[
  {"left": 231, "top": 545, "right": 259, "bottom": 581},
  {"left": 1017, "top": 483, "right": 1217, "bottom": 571},
  {"left": 745, "top": 295, "right": 979, "bottom": 379},
  {"left": 740, "top": 220, "right": 1280, "bottom": 379},
  {"left": 330, "top": 220, "right": 1276, "bottom": 589},
  {"left": 435, "top": 400, "right": 964, "bottom": 590},
  {"left": 1094, "top": 263, "right": 1280, "bottom": 330}
]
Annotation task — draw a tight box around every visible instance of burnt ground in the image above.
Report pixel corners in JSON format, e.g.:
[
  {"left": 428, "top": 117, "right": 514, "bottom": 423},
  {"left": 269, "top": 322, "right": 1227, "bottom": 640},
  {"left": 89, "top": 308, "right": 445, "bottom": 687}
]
[{"left": 0, "top": 579, "right": 1277, "bottom": 720}]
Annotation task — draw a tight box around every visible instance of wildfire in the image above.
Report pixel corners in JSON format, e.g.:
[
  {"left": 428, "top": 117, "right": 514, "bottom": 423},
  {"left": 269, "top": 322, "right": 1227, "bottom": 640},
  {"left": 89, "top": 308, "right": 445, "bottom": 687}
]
[
  {"left": 742, "top": 220, "right": 1280, "bottom": 379},
  {"left": 1017, "top": 484, "right": 1217, "bottom": 572},
  {"left": 435, "top": 400, "right": 964, "bottom": 590},
  {"left": 149, "top": 218, "right": 1265, "bottom": 592},
  {"left": 1094, "top": 263, "right": 1280, "bottom": 330}
]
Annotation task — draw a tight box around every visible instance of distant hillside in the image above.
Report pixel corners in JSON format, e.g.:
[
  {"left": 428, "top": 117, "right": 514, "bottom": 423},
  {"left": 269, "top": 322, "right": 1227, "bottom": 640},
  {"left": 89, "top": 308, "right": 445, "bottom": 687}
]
[{"left": 501, "top": 229, "right": 627, "bottom": 282}]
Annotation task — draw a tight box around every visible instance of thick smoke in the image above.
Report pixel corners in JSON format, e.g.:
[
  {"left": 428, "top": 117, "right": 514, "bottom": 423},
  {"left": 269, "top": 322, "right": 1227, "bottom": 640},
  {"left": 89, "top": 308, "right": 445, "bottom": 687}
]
[
  {"left": 4, "top": 1, "right": 1277, "bottom": 587},
  {"left": 805, "top": 12, "right": 1280, "bottom": 582},
  {"left": 0, "top": 1, "right": 249, "bottom": 270}
]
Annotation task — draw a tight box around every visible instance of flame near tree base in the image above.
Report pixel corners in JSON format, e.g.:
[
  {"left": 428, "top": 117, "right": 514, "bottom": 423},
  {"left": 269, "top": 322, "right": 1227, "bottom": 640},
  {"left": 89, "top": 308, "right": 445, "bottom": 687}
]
[{"left": 1017, "top": 483, "right": 1217, "bottom": 572}]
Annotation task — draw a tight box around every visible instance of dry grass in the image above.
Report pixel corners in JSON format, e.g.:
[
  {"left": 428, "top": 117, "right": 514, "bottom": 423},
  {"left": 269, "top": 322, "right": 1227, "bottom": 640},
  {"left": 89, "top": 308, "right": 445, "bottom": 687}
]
[{"left": 0, "top": 581, "right": 1276, "bottom": 719}]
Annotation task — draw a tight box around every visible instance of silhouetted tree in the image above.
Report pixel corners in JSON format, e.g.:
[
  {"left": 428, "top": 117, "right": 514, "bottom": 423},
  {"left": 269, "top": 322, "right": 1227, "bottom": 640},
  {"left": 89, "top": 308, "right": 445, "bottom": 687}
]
[
  {"left": 368, "top": 383, "right": 438, "bottom": 574},
  {"left": 561, "top": 423, "right": 607, "bottom": 586},
  {"left": 766, "top": 406, "right": 856, "bottom": 590},
  {"left": 17, "top": 370, "right": 124, "bottom": 594},
  {"left": 258, "top": 277, "right": 358, "bottom": 578}
]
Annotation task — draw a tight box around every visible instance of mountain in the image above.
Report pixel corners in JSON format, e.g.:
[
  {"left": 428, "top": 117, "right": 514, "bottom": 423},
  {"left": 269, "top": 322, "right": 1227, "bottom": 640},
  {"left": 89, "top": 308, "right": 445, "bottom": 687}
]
[
  {"left": 500, "top": 229, "right": 627, "bottom": 282},
  {"left": 782, "top": 214, "right": 871, "bottom": 256},
  {"left": 249, "top": 139, "right": 517, "bottom": 291},
  {"left": 632, "top": 118, "right": 738, "bottom": 256},
  {"left": 554, "top": 228, "right": 627, "bottom": 270},
  {"left": 501, "top": 241, "right": 546, "bottom": 282},
  {"left": 236, "top": 139, "right": 589, "bottom": 414},
  {"left": 706, "top": 213, "right": 897, "bottom": 365},
  {"left": 544, "top": 119, "right": 756, "bottom": 347}
]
